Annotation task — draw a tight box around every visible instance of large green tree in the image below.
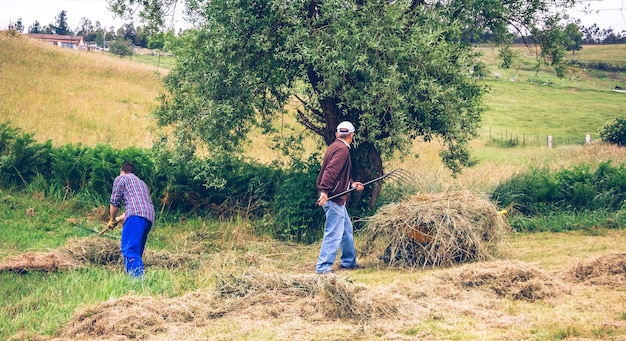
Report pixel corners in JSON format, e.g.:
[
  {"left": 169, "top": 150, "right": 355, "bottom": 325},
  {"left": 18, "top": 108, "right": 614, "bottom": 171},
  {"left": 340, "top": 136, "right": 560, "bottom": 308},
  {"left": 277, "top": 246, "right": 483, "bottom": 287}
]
[{"left": 109, "top": 0, "right": 577, "bottom": 207}]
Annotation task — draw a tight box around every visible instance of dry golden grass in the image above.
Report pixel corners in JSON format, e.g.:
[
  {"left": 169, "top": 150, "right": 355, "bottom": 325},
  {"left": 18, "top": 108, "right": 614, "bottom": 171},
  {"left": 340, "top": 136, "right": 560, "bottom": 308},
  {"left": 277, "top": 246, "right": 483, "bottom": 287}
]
[{"left": 0, "top": 32, "right": 164, "bottom": 149}]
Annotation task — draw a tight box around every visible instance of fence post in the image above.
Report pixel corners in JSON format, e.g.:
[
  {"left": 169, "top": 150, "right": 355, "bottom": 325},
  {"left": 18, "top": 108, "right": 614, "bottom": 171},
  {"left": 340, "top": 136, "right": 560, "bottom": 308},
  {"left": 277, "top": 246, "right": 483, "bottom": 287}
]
[{"left": 548, "top": 135, "right": 553, "bottom": 149}]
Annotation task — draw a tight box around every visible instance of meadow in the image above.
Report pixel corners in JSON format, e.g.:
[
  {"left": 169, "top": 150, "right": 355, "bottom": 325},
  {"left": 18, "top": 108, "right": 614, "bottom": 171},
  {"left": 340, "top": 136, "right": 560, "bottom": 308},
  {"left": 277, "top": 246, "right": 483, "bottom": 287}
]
[{"left": 1, "top": 32, "right": 626, "bottom": 340}]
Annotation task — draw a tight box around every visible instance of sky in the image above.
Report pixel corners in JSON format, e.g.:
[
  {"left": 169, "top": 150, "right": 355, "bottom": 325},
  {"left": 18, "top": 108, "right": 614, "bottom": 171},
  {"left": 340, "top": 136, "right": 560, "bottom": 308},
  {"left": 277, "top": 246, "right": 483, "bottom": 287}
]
[
  {"left": 0, "top": 0, "right": 625, "bottom": 33},
  {"left": 0, "top": 0, "right": 188, "bottom": 31}
]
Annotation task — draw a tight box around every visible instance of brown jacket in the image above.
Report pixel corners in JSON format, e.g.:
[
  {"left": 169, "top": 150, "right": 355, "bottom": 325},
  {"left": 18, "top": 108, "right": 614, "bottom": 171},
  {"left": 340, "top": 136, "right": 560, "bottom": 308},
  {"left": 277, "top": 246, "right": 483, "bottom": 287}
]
[{"left": 316, "top": 139, "right": 352, "bottom": 205}]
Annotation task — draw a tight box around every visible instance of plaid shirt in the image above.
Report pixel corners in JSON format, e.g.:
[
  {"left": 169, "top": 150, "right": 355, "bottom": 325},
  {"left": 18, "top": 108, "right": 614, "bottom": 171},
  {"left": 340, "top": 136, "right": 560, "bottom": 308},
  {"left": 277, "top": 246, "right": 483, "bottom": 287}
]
[{"left": 110, "top": 173, "right": 155, "bottom": 223}]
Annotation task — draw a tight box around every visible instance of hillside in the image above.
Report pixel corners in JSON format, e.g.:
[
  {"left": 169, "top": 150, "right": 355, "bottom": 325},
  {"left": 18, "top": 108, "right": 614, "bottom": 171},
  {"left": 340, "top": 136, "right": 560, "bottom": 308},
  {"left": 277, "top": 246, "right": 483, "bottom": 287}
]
[
  {"left": 1, "top": 32, "right": 625, "bottom": 152},
  {"left": 0, "top": 32, "right": 164, "bottom": 149}
]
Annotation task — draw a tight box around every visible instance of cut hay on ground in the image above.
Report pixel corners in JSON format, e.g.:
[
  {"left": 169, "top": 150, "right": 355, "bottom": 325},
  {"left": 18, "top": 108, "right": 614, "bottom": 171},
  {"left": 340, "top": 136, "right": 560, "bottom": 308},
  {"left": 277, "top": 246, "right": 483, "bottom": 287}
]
[
  {"left": 0, "top": 237, "right": 193, "bottom": 273},
  {"left": 0, "top": 252, "right": 79, "bottom": 273},
  {"left": 565, "top": 253, "right": 626, "bottom": 287},
  {"left": 61, "top": 292, "right": 219, "bottom": 340},
  {"left": 362, "top": 191, "right": 510, "bottom": 268},
  {"left": 60, "top": 272, "right": 400, "bottom": 340},
  {"left": 215, "top": 271, "right": 396, "bottom": 320},
  {"left": 442, "top": 260, "right": 566, "bottom": 302}
]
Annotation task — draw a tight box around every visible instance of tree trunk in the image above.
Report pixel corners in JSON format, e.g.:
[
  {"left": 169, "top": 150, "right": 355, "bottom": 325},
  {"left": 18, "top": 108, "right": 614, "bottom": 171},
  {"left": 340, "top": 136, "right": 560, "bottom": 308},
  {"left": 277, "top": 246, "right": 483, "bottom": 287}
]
[{"left": 350, "top": 140, "right": 384, "bottom": 210}]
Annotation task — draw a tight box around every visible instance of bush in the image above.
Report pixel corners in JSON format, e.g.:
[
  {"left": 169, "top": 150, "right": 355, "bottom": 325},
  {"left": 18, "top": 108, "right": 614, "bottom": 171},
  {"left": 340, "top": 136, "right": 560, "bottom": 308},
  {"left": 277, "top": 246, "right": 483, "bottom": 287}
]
[
  {"left": 492, "top": 161, "right": 626, "bottom": 216},
  {"left": 599, "top": 116, "right": 626, "bottom": 146}
]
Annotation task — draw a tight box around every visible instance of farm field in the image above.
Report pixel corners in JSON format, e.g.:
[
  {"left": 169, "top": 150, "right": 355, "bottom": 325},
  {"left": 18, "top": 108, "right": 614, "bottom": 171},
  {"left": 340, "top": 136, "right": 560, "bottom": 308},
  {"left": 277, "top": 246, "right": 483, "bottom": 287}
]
[{"left": 0, "top": 32, "right": 625, "bottom": 340}]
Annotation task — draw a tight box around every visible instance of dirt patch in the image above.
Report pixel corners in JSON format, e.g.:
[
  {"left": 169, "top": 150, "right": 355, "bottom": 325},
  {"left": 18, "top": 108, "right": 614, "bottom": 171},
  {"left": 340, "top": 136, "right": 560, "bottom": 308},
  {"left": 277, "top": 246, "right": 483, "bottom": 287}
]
[
  {"left": 362, "top": 191, "right": 510, "bottom": 268},
  {"left": 565, "top": 253, "right": 626, "bottom": 287}
]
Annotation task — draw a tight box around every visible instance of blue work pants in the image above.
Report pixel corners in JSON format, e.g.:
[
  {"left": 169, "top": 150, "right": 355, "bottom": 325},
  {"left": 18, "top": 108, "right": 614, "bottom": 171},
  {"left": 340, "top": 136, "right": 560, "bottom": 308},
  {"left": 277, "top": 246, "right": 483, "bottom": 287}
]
[
  {"left": 120, "top": 215, "right": 152, "bottom": 278},
  {"left": 316, "top": 200, "right": 357, "bottom": 273}
]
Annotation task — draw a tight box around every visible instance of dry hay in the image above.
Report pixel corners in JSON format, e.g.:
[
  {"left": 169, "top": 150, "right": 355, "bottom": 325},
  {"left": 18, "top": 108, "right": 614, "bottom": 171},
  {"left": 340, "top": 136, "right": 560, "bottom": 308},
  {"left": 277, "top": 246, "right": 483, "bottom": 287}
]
[
  {"left": 63, "top": 237, "right": 122, "bottom": 265},
  {"left": 362, "top": 191, "right": 510, "bottom": 268},
  {"left": 441, "top": 260, "right": 566, "bottom": 302},
  {"left": 565, "top": 253, "right": 626, "bottom": 286},
  {"left": 0, "top": 237, "right": 193, "bottom": 273},
  {"left": 61, "top": 292, "right": 221, "bottom": 340},
  {"left": 0, "top": 252, "right": 79, "bottom": 273},
  {"left": 60, "top": 272, "right": 400, "bottom": 340},
  {"left": 215, "top": 271, "right": 397, "bottom": 321}
]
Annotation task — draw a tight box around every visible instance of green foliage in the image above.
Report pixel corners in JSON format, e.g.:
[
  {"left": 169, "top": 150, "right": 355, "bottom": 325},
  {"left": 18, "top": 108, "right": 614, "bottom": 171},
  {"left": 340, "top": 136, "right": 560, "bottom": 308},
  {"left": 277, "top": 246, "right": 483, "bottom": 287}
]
[
  {"left": 267, "top": 155, "right": 325, "bottom": 243},
  {"left": 492, "top": 162, "right": 626, "bottom": 227},
  {"left": 506, "top": 210, "right": 626, "bottom": 233},
  {"left": 564, "top": 23, "right": 583, "bottom": 54},
  {"left": 0, "top": 123, "right": 53, "bottom": 188},
  {"left": 599, "top": 116, "right": 626, "bottom": 146},
  {"left": 497, "top": 45, "right": 518, "bottom": 70},
  {"left": 153, "top": 0, "right": 488, "bottom": 182},
  {"left": 0, "top": 124, "right": 325, "bottom": 241},
  {"left": 109, "top": 39, "right": 134, "bottom": 58}
]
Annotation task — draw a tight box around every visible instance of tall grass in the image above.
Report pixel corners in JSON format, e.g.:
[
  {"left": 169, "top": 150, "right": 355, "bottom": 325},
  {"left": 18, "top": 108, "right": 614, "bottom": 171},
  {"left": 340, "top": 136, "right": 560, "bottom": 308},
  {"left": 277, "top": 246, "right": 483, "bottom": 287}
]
[{"left": 0, "top": 32, "right": 164, "bottom": 149}]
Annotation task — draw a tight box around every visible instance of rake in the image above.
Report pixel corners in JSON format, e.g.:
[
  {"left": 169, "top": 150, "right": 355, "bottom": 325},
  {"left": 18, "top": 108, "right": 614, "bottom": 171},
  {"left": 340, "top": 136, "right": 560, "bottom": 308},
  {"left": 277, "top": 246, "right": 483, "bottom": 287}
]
[{"left": 327, "top": 168, "right": 412, "bottom": 201}]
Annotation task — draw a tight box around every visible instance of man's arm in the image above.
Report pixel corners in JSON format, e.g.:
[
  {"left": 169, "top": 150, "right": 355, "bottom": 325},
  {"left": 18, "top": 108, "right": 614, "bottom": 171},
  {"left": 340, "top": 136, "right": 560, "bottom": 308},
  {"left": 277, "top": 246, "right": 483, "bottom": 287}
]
[{"left": 109, "top": 204, "right": 119, "bottom": 223}]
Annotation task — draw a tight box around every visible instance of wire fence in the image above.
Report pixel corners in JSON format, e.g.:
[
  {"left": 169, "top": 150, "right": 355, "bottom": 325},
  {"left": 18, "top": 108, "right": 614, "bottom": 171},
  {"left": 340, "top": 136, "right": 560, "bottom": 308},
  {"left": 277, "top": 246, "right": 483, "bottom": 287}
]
[{"left": 481, "top": 127, "right": 597, "bottom": 148}]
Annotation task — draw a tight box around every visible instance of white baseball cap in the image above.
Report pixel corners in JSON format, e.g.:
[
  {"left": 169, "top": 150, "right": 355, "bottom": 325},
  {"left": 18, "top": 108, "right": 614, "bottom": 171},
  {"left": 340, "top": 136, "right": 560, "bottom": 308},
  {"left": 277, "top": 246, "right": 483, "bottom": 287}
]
[{"left": 336, "top": 121, "right": 355, "bottom": 133}]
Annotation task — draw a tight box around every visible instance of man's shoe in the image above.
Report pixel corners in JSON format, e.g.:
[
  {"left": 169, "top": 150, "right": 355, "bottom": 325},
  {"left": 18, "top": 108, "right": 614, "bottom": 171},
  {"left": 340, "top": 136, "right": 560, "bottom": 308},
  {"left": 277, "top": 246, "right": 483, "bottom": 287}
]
[
  {"left": 317, "top": 269, "right": 334, "bottom": 275},
  {"left": 339, "top": 264, "right": 364, "bottom": 270}
]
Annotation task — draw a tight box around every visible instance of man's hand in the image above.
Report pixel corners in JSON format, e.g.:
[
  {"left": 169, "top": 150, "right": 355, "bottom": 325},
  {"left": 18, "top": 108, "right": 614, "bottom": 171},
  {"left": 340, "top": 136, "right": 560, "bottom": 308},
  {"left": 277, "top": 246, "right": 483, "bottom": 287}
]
[
  {"left": 99, "top": 219, "right": 118, "bottom": 236},
  {"left": 107, "top": 219, "right": 118, "bottom": 229},
  {"left": 317, "top": 192, "right": 328, "bottom": 207},
  {"left": 352, "top": 182, "right": 365, "bottom": 191}
]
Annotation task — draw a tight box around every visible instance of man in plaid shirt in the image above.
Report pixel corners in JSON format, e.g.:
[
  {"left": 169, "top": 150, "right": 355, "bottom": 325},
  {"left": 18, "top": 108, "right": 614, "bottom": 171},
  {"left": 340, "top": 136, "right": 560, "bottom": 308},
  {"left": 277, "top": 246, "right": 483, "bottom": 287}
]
[{"left": 109, "top": 163, "right": 155, "bottom": 278}]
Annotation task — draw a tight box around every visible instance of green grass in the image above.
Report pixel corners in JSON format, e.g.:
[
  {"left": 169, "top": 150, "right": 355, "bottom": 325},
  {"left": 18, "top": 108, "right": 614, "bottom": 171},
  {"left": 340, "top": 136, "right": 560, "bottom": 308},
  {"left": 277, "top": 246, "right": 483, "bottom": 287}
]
[
  {"left": 481, "top": 80, "right": 625, "bottom": 142},
  {"left": 124, "top": 52, "right": 177, "bottom": 70}
]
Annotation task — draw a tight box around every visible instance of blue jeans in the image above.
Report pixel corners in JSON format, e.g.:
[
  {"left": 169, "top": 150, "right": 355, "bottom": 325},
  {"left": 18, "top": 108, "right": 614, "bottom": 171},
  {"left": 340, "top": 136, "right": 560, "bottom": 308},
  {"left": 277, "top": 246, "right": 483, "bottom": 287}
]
[
  {"left": 316, "top": 200, "right": 357, "bottom": 273},
  {"left": 121, "top": 215, "right": 152, "bottom": 278}
]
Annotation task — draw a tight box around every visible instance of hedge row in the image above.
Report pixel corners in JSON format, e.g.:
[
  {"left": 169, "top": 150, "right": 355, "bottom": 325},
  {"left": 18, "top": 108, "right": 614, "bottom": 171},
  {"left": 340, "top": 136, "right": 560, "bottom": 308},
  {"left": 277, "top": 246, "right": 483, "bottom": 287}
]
[
  {"left": 0, "top": 123, "right": 324, "bottom": 242},
  {"left": 491, "top": 161, "right": 626, "bottom": 215}
]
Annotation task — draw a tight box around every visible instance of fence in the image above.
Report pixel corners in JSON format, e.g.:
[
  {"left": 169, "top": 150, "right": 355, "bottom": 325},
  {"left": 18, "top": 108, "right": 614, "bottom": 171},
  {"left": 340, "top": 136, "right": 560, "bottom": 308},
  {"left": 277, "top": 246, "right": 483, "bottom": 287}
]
[{"left": 482, "top": 127, "right": 595, "bottom": 148}]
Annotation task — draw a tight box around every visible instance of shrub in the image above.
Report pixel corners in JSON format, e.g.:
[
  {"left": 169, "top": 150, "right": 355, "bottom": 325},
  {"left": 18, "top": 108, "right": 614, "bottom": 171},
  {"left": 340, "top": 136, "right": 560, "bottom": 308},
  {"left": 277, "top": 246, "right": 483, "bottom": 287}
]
[
  {"left": 492, "top": 161, "right": 626, "bottom": 221},
  {"left": 599, "top": 116, "right": 626, "bottom": 146}
]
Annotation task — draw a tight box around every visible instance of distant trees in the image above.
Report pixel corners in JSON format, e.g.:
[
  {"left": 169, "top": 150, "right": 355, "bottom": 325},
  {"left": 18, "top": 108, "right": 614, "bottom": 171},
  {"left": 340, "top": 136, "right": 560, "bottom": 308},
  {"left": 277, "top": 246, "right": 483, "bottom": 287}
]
[
  {"left": 580, "top": 24, "right": 626, "bottom": 44},
  {"left": 8, "top": 19, "right": 24, "bottom": 32},
  {"left": 52, "top": 10, "right": 71, "bottom": 35},
  {"left": 27, "top": 21, "right": 42, "bottom": 33}
]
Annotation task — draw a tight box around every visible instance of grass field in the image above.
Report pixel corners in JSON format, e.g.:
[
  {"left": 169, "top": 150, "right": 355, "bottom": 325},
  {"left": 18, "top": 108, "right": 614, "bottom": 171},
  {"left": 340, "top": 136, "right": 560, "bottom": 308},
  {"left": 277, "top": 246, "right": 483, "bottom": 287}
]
[{"left": 1, "top": 32, "right": 626, "bottom": 340}]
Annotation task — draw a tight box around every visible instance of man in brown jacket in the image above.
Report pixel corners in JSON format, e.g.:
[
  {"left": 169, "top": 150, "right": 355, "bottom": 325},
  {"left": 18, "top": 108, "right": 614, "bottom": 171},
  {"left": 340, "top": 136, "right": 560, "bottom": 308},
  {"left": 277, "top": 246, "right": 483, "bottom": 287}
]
[{"left": 315, "top": 121, "right": 364, "bottom": 274}]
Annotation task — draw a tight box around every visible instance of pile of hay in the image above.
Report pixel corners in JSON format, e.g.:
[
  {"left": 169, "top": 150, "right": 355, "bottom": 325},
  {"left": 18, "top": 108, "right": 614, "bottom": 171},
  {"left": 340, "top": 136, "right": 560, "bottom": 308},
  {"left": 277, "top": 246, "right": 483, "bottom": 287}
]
[
  {"left": 63, "top": 237, "right": 122, "bottom": 265},
  {"left": 61, "top": 292, "right": 219, "bottom": 340},
  {"left": 565, "top": 253, "right": 626, "bottom": 286},
  {"left": 362, "top": 191, "right": 510, "bottom": 268},
  {"left": 443, "top": 260, "right": 565, "bottom": 302}
]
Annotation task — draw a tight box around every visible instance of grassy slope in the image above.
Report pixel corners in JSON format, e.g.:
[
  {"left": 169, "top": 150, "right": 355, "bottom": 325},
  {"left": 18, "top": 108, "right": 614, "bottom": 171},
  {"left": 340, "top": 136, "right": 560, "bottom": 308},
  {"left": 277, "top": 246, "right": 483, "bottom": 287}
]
[
  {"left": 0, "top": 32, "right": 164, "bottom": 149},
  {"left": 1, "top": 33, "right": 626, "bottom": 340}
]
